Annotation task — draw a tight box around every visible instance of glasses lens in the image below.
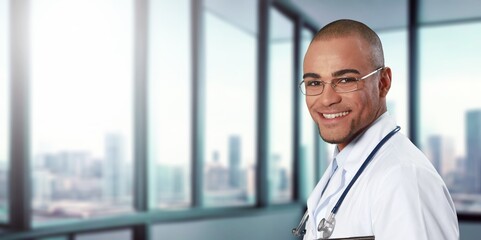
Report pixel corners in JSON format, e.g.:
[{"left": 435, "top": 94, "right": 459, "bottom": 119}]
[
  {"left": 334, "top": 78, "right": 358, "bottom": 93},
  {"left": 300, "top": 81, "right": 324, "bottom": 96}
]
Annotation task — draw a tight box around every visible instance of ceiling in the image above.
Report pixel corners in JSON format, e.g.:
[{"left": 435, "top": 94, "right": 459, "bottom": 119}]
[
  {"left": 204, "top": 0, "right": 481, "bottom": 39},
  {"left": 291, "top": 0, "right": 481, "bottom": 30},
  {"left": 290, "top": 0, "right": 407, "bottom": 31}
]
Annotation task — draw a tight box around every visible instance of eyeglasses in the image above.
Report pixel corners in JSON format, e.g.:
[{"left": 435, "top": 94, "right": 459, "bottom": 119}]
[{"left": 299, "top": 67, "right": 384, "bottom": 96}]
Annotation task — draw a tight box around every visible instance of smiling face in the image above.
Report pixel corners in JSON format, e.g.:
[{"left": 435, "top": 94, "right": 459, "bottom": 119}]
[{"left": 303, "top": 35, "right": 391, "bottom": 151}]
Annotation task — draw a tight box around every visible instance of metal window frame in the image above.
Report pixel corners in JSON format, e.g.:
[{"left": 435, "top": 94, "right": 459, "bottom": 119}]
[
  {"left": 133, "top": 0, "right": 150, "bottom": 238},
  {"left": 4, "top": 0, "right": 480, "bottom": 239},
  {"left": 191, "top": 0, "right": 205, "bottom": 209},
  {"left": 9, "top": 0, "right": 31, "bottom": 232},
  {"left": 256, "top": 0, "right": 270, "bottom": 207}
]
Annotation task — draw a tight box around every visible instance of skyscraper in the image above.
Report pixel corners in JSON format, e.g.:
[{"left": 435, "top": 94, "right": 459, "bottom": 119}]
[
  {"left": 156, "top": 164, "right": 186, "bottom": 205},
  {"left": 228, "top": 135, "right": 241, "bottom": 188},
  {"left": 0, "top": 161, "right": 8, "bottom": 207},
  {"left": 103, "top": 133, "right": 125, "bottom": 203},
  {"left": 427, "top": 136, "right": 442, "bottom": 174},
  {"left": 426, "top": 135, "right": 455, "bottom": 178},
  {"left": 466, "top": 110, "right": 481, "bottom": 193},
  {"left": 205, "top": 150, "right": 229, "bottom": 191}
]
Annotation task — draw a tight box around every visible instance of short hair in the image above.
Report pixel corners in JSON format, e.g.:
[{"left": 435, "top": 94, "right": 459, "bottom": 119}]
[{"left": 312, "top": 19, "right": 384, "bottom": 68}]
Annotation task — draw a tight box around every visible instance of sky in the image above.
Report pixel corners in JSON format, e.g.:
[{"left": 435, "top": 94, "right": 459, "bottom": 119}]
[
  {"left": 418, "top": 22, "right": 481, "bottom": 156},
  {"left": 29, "top": 0, "right": 133, "bottom": 158}
]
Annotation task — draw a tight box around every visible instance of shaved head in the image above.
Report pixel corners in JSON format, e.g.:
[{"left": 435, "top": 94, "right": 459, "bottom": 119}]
[{"left": 312, "top": 19, "right": 384, "bottom": 68}]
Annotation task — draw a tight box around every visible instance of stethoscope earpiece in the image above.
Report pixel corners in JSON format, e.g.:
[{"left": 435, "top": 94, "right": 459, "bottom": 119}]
[{"left": 292, "top": 211, "right": 309, "bottom": 237}]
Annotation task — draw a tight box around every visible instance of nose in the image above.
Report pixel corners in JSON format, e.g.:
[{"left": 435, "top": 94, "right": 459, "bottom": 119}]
[{"left": 316, "top": 84, "right": 342, "bottom": 107}]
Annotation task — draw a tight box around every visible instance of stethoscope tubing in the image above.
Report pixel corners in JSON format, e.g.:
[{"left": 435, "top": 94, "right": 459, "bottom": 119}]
[
  {"left": 331, "top": 126, "right": 400, "bottom": 214},
  {"left": 293, "top": 126, "right": 401, "bottom": 238}
]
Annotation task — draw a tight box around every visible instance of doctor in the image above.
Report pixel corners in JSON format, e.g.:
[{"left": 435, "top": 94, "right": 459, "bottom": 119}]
[{"left": 300, "top": 19, "right": 459, "bottom": 239}]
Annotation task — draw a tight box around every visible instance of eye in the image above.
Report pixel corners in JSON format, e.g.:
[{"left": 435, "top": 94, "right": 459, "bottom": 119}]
[
  {"left": 337, "top": 77, "right": 357, "bottom": 84},
  {"left": 306, "top": 80, "right": 323, "bottom": 86}
]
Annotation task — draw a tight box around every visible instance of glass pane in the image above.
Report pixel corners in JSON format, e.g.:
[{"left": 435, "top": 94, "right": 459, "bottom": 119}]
[
  {"left": 30, "top": 0, "right": 134, "bottom": 223},
  {"left": 378, "top": 30, "right": 409, "bottom": 135},
  {"left": 203, "top": 6, "right": 257, "bottom": 207},
  {"left": 419, "top": 22, "right": 481, "bottom": 213},
  {"left": 420, "top": 0, "right": 481, "bottom": 24},
  {"left": 268, "top": 8, "right": 293, "bottom": 203},
  {"left": 75, "top": 229, "right": 131, "bottom": 240},
  {"left": 299, "top": 28, "right": 315, "bottom": 201},
  {"left": 0, "top": 0, "right": 9, "bottom": 223},
  {"left": 148, "top": 0, "right": 192, "bottom": 209}
]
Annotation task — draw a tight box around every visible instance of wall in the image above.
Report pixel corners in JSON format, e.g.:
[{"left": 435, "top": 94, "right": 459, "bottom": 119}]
[
  {"left": 2, "top": 209, "right": 479, "bottom": 239},
  {"left": 152, "top": 208, "right": 301, "bottom": 240},
  {"left": 149, "top": 209, "right": 481, "bottom": 240},
  {"left": 460, "top": 222, "right": 481, "bottom": 240}
]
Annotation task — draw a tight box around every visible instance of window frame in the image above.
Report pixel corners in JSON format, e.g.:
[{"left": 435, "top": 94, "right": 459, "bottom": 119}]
[
  {"left": 2, "top": 0, "right": 318, "bottom": 238},
  {"left": 408, "top": 0, "right": 481, "bottom": 222},
  {"left": 3, "top": 0, "right": 480, "bottom": 239}
]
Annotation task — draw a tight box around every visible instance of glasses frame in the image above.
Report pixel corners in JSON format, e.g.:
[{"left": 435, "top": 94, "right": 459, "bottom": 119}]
[{"left": 299, "top": 67, "right": 385, "bottom": 96}]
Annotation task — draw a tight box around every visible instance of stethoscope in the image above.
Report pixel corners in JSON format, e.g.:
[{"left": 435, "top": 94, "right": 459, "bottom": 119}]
[{"left": 292, "top": 126, "right": 401, "bottom": 239}]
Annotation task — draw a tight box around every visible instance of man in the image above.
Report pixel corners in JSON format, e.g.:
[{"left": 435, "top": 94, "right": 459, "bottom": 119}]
[{"left": 300, "top": 19, "right": 459, "bottom": 239}]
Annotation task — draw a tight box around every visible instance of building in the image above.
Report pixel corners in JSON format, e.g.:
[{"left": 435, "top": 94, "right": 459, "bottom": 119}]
[
  {"left": 466, "top": 110, "right": 481, "bottom": 193},
  {"left": 228, "top": 135, "right": 241, "bottom": 188}
]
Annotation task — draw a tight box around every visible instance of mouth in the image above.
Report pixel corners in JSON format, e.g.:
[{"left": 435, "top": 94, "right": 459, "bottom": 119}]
[{"left": 322, "top": 111, "right": 350, "bottom": 119}]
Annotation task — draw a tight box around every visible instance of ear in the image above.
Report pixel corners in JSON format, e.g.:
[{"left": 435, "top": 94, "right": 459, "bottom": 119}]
[{"left": 378, "top": 67, "right": 392, "bottom": 98}]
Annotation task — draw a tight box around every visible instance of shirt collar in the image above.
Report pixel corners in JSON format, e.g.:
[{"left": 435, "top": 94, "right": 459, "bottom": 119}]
[{"left": 333, "top": 112, "right": 398, "bottom": 173}]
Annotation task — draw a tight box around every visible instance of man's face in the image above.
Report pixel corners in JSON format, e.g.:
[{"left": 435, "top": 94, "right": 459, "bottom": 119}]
[{"left": 303, "top": 36, "right": 390, "bottom": 150}]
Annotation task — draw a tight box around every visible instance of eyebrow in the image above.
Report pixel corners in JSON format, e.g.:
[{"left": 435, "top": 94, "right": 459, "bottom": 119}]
[
  {"left": 332, "top": 69, "right": 360, "bottom": 77},
  {"left": 302, "top": 72, "right": 320, "bottom": 79},
  {"left": 302, "top": 69, "right": 361, "bottom": 79}
]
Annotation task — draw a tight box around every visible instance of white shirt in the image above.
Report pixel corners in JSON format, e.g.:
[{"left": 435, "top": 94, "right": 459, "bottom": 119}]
[{"left": 304, "top": 113, "right": 459, "bottom": 240}]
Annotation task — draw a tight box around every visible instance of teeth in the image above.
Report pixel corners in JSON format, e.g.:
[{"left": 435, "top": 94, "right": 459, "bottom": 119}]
[{"left": 323, "top": 111, "right": 349, "bottom": 119}]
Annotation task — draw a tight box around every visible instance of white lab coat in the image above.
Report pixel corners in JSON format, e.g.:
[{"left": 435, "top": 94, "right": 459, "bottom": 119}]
[{"left": 304, "top": 113, "right": 459, "bottom": 240}]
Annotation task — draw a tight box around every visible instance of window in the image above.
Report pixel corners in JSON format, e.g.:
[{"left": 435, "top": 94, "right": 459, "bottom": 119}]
[
  {"left": 299, "top": 28, "right": 316, "bottom": 201},
  {"left": 419, "top": 22, "right": 481, "bottom": 213},
  {"left": 0, "top": 0, "right": 9, "bottom": 223},
  {"left": 378, "top": 30, "right": 409, "bottom": 135},
  {"left": 268, "top": 8, "right": 294, "bottom": 203},
  {"left": 148, "top": 0, "right": 192, "bottom": 209},
  {"left": 30, "top": 0, "right": 134, "bottom": 223},
  {"left": 203, "top": 2, "right": 258, "bottom": 207}
]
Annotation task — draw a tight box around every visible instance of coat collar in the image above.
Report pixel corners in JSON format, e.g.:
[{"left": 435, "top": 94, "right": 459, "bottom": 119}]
[
  {"left": 334, "top": 112, "right": 397, "bottom": 175},
  {"left": 306, "top": 112, "right": 398, "bottom": 235}
]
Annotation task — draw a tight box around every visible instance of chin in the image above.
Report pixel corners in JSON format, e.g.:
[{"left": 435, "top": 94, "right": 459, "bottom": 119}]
[
  {"left": 318, "top": 129, "right": 346, "bottom": 145},
  {"left": 320, "top": 136, "right": 344, "bottom": 145}
]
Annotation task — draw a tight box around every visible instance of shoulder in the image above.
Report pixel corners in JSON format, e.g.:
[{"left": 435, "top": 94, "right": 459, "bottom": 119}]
[
  {"left": 370, "top": 133, "right": 440, "bottom": 183},
  {"left": 365, "top": 133, "right": 451, "bottom": 208},
  {"left": 365, "top": 134, "right": 459, "bottom": 239}
]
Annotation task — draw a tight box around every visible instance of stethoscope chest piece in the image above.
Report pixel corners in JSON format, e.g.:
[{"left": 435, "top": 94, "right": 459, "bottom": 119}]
[{"left": 317, "top": 213, "right": 336, "bottom": 239}]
